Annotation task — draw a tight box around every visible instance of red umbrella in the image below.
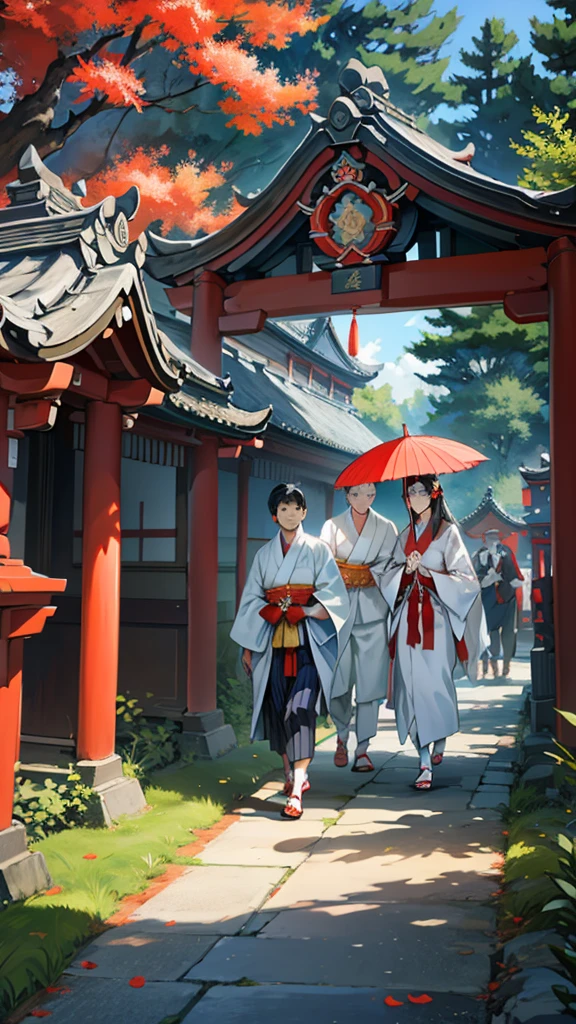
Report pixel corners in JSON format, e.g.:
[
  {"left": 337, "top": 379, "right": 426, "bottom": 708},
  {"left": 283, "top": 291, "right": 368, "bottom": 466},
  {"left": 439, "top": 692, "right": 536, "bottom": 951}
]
[{"left": 335, "top": 425, "right": 488, "bottom": 487}]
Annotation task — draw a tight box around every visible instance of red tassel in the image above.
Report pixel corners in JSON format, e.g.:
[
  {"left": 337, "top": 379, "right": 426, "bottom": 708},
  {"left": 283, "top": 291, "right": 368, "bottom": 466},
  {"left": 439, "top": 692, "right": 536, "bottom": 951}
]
[{"left": 348, "top": 309, "right": 359, "bottom": 357}]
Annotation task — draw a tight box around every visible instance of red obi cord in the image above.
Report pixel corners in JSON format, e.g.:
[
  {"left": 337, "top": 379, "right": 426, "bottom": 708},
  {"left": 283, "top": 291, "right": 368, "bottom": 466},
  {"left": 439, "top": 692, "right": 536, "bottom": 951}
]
[
  {"left": 391, "top": 571, "right": 469, "bottom": 663},
  {"left": 284, "top": 650, "right": 298, "bottom": 677},
  {"left": 404, "top": 572, "right": 436, "bottom": 650}
]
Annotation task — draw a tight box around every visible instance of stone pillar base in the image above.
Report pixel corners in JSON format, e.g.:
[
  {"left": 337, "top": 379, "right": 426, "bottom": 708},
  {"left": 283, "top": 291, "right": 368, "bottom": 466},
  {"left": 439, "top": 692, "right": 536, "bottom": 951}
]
[
  {"left": 181, "top": 710, "right": 237, "bottom": 760},
  {"left": 76, "top": 754, "right": 147, "bottom": 826},
  {"left": 0, "top": 822, "right": 52, "bottom": 904}
]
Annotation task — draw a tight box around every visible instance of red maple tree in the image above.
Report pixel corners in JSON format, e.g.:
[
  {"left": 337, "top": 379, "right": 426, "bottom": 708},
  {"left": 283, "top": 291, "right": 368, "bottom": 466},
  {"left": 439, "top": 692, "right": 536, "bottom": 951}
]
[{"left": 0, "top": 0, "right": 324, "bottom": 232}]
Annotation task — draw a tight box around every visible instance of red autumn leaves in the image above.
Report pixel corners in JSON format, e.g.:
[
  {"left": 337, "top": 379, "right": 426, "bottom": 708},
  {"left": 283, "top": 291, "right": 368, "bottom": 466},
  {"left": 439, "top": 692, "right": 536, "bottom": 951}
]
[{"left": 384, "top": 994, "right": 433, "bottom": 1006}]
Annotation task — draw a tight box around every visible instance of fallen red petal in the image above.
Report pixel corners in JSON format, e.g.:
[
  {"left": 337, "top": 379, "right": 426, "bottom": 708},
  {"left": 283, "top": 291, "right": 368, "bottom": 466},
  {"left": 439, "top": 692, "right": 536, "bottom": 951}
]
[
  {"left": 488, "top": 982, "right": 500, "bottom": 992},
  {"left": 129, "top": 976, "right": 146, "bottom": 988},
  {"left": 165, "top": 920, "right": 177, "bottom": 927},
  {"left": 29, "top": 1012, "right": 52, "bottom": 1018},
  {"left": 408, "top": 994, "right": 433, "bottom": 1004},
  {"left": 44, "top": 887, "right": 62, "bottom": 896},
  {"left": 82, "top": 853, "right": 97, "bottom": 860},
  {"left": 513, "top": 917, "right": 523, "bottom": 924},
  {"left": 80, "top": 961, "right": 98, "bottom": 970},
  {"left": 384, "top": 996, "right": 404, "bottom": 1006}
]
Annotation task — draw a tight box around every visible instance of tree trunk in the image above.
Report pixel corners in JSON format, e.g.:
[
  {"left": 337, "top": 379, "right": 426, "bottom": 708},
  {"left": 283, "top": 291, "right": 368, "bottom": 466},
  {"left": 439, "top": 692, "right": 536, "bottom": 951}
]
[{"left": 0, "top": 34, "right": 122, "bottom": 180}]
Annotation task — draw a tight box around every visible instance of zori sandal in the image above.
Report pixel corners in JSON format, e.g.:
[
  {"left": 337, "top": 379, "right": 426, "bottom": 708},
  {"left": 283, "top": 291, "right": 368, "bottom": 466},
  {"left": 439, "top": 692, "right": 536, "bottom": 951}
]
[
  {"left": 334, "top": 739, "right": 348, "bottom": 768},
  {"left": 351, "top": 752, "right": 375, "bottom": 773},
  {"left": 281, "top": 795, "right": 303, "bottom": 820},
  {"left": 414, "top": 767, "right": 433, "bottom": 790}
]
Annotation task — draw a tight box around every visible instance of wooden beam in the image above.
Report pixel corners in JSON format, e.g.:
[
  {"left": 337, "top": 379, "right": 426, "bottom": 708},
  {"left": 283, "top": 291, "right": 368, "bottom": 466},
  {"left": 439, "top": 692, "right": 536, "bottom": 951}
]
[
  {"left": 166, "top": 285, "right": 194, "bottom": 315},
  {"left": 223, "top": 249, "right": 548, "bottom": 319},
  {"left": 0, "top": 362, "right": 73, "bottom": 397},
  {"left": 504, "top": 290, "right": 549, "bottom": 324},
  {"left": 218, "top": 310, "right": 267, "bottom": 335}
]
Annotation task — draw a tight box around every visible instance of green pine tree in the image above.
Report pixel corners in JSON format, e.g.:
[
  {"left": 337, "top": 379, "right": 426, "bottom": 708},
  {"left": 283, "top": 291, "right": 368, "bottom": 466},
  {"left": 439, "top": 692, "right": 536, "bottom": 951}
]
[
  {"left": 448, "top": 18, "right": 550, "bottom": 181},
  {"left": 407, "top": 306, "right": 549, "bottom": 474},
  {"left": 531, "top": 0, "right": 576, "bottom": 122}
]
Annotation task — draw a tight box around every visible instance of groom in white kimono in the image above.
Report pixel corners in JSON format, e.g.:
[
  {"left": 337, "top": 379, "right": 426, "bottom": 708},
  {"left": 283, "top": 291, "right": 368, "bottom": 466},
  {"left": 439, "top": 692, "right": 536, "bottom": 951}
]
[
  {"left": 231, "top": 484, "right": 348, "bottom": 819},
  {"left": 321, "top": 483, "right": 397, "bottom": 771}
]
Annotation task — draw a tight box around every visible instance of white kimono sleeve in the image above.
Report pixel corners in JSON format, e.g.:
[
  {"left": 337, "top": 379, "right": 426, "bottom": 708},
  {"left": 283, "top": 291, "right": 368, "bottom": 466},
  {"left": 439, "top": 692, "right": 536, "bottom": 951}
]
[
  {"left": 230, "top": 548, "right": 270, "bottom": 654},
  {"left": 373, "top": 531, "right": 406, "bottom": 612},
  {"left": 308, "top": 540, "right": 349, "bottom": 636},
  {"left": 319, "top": 518, "right": 337, "bottom": 556},
  {"left": 428, "top": 525, "right": 480, "bottom": 641}
]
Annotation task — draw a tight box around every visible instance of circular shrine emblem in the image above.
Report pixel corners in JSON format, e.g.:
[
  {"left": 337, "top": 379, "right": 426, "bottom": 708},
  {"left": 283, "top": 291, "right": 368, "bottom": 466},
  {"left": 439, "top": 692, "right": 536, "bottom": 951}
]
[{"left": 305, "top": 151, "right": 399, "bottom": 266}]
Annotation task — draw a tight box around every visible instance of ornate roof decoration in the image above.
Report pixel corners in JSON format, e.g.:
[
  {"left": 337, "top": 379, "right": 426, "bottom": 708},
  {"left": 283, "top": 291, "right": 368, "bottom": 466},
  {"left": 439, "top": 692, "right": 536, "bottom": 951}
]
[
  {"left": 519, "top": 453, "right": 551, "bottom": 483},
  {"left": 0, "top": 149, "right": 271, "bottom": 439},
  {"left": 0, "top": 146, "right": 180, "bottom": 392},
  {"left": 459, "top": 485, "right": 526, "bottom": 539},
  {"left": 146, "top": 58, "right": 576, "bottom": 285},
  {"left": 167, "top": 389, "right": 272, "bottom": 433}
]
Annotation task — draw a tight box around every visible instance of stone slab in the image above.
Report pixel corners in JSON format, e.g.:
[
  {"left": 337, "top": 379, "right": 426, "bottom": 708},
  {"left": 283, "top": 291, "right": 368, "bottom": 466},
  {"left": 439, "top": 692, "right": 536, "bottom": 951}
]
[
  {"left": 470, "top": 792, "right": 510, "bottom": 809},
  {"left": 264, "top": 849, "right": 498, "bottom": 906},
  {"left": 481, "top": 771, "right": 514, "bottom": 785},
  {"left": 37, "top": 977, "right": 201, "bottom": 1024},
  {"left": 475, "top": 784, "right": 511, "bottom": 792},
  {"left": 65, "top": 929, "right": 219, "bottom": 980},
  {"left": 128, "top": 865, "right": 284, "bottom": 932},
  {"left": 184, "top": 931, "right": 491, "bottom": 992},
  {"left": 182, "top": 985, "right": 485, "bottom": 1023},
  {"left": 261, "top": 901, "right": 495, "bottom": 941},
  {"left": 198, "top": 824, "right": 315, "bottom": 868}
]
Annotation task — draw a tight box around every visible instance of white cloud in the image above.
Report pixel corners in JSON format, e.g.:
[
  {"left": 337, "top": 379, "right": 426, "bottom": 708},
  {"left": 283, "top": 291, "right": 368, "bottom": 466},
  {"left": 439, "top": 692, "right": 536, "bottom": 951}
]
[
  {"left": 358, "top": 338, "right": 382, "bottom": 365},
  {"left": 371, "top": 353, "right": 448, "bottom": 403}
]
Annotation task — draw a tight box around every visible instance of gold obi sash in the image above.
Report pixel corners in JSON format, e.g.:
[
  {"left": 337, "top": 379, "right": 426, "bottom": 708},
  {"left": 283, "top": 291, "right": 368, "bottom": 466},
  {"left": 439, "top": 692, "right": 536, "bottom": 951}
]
[
  {"left": 264, "top": 584, "right": 315, "bottom": 649},
  {"left": 336, "top": 560, "right": 376, "bottom": 590}
]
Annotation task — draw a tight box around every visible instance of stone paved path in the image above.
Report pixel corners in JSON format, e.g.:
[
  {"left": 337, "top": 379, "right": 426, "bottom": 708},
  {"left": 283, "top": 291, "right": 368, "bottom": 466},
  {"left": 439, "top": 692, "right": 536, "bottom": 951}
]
[{"left": 39, "top": 662, "right": 529, "bottom": 1023}]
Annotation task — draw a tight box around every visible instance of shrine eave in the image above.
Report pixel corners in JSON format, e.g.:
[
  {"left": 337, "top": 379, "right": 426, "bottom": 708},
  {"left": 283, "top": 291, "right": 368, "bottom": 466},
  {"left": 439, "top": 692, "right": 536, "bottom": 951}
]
[
  {"left": 145, "top": 60, "right": 576, "bottom": 286},
  {"left": 459, "top": 487, "right": 526, "bottom": 539},
  {"left": 156, "top": 388, "right": 272, "bottom": 436}
]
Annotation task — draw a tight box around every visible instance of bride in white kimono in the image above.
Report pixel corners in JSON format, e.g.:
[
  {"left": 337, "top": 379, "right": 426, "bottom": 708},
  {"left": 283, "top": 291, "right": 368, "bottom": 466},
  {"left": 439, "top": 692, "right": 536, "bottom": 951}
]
[
  {"left": 231, "top": 484, "right": 348, "bottom": 819},
  {"left": 320, "top": 484, "right": 397, "bottom": 772},
  {"left": 377, "top": 475, "right": 482, "bottom": 790}
]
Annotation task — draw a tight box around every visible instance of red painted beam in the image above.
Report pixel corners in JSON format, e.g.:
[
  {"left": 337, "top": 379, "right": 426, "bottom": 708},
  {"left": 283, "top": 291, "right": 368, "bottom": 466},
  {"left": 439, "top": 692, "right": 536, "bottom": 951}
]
[
  {"left": 504, "top": 290, "right": 549, "bottom": 323},
  {"left": 223, "top": 249, "right": 548, "bottom": 319}
]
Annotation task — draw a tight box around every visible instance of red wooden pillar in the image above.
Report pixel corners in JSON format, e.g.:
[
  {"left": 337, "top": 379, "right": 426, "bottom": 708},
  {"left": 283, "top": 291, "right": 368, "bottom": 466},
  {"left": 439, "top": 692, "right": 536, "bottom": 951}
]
[
  {"left": 0, "top": 391, "right": 15, "bottom": 830},
  {"left": 191, "top": 271, "right": 225, "bottom": 376},
  {"left": 236, "top": 459, "right": 251, "bottom": 610},
  {"left": 187, "top": 434, "right": 219, "bottom": 714},
  {"left": 77, "top": 401, "right": 122, "bottom": 761},
  {"left": 548, "top": 237, "right": 576, "bottom": 744}
]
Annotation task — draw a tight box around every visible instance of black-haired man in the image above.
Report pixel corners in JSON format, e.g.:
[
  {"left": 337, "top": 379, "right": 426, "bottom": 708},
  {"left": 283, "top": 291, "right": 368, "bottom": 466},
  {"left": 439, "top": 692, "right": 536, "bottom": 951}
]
[
  {"left": 231, "top": 484, "right": 348, "bottom": 819},
  {"left": 473, "top": 529, "right": 524, "bottom": 677}
]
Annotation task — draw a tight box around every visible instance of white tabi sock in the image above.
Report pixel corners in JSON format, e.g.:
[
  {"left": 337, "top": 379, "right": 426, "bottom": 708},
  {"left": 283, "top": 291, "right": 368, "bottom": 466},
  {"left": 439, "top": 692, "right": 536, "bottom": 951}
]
[
  {"left": 292, "top": 767, "right": 307, "bottom": 800},
  {"left": 419, "top": 743, "right": 432, "bottom": 770}
]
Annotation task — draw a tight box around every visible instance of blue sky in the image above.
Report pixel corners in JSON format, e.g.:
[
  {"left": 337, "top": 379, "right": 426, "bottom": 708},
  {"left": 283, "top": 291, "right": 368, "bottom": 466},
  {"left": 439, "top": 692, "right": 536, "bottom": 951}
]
[{"left": 331, "top": 0, "right": 553, "bottom": 399}]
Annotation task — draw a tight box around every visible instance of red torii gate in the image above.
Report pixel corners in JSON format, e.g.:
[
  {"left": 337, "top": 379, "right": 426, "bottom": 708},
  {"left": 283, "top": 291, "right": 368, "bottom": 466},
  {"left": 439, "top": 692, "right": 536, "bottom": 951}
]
[{"left": 147, "top": 59, "right": 576, "bottom": 744}]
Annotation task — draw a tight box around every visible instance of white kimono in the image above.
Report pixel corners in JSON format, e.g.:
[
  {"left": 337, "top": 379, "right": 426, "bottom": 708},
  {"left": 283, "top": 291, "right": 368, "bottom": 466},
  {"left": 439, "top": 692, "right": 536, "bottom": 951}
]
[
  {"left": 320, "top": 508, "right": 398, "bottom": 703},
  {"left": 378, "top": 521, "right": 482, "bottom": 749},
  {"left": 230, "top": 525, "right": 349, "bottom": 743}
]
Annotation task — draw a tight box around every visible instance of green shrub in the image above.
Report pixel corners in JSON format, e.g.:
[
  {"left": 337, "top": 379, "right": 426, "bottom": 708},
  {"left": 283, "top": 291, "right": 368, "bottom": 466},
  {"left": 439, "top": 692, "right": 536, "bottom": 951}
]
[
  {"left": 115, "top": 694, "right": 181, "bottom": 783},
  {"left": 13, "top": 769, "right": 98, "bottom": 842}
]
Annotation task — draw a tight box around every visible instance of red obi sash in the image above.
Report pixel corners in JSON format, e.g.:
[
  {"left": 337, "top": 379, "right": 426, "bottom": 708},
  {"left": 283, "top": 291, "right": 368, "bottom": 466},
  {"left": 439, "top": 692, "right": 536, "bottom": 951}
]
[
  {"left": 264, "top": 584, "right": 315, "bottom": 677},
  {"left": 389, "top": 520, "right": 467, "bottom": 663}
]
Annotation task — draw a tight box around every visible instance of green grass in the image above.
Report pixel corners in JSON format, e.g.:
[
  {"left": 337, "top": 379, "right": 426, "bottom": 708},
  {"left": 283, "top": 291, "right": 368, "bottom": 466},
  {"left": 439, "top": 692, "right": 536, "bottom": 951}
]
[{"left": 1, "top": 741, "right": 279, "bottom": 1017}]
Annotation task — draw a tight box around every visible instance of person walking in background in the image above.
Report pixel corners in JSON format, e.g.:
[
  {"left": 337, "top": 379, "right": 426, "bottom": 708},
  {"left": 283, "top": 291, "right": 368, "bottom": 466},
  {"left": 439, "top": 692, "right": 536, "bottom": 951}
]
[
  {"left": 473, "top": 529, "right": 524, "bottom": 678},
  {"left": 320, "top": 483, "right": 397, "bottom": 772},
  {"left": 231, "top": 484, "right": 348, "bottom": 819}
]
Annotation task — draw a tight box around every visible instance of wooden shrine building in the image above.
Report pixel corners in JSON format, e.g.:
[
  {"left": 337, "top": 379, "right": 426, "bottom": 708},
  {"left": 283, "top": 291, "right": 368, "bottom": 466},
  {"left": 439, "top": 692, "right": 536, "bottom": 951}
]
[
  {"left": 147, "top": 57, "right": 576, "bottom": 743},
  {"left": 0, "top": 146, "right": 276, "bottom": 892}
]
